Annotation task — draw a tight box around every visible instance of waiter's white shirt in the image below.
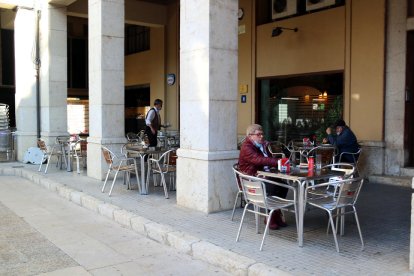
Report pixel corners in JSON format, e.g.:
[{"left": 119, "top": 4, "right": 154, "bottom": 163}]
[{"left": 145, "top": 107, "right": 160, "bottom": 126}]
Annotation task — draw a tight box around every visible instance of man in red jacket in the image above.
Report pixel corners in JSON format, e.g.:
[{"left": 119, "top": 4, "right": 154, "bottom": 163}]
[{"left": 239, "top": 124, "right": 288, "bottom": 230}]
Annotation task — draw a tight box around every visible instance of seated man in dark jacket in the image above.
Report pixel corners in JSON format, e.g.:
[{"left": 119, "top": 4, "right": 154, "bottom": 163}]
[
  {"left": 239, "top": 124, "right": 287, "bottom": 230},
  {"left": 323, "top": 119, "right": 360, "bottom": 163}
]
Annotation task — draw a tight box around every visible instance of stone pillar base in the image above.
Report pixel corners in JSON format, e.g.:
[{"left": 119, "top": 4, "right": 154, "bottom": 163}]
[{"left": 176, "top": 148, "right": 239, "bottom": 213}]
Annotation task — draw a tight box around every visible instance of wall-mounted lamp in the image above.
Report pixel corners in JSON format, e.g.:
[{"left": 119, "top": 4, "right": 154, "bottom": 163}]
[{"left": 272, "top": 26, "right": 298, "bottom": 37}]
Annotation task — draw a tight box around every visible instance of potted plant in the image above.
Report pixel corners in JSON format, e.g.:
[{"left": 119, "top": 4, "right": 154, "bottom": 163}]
[{"left": 315, "top": 95, "right": 343, "bottom": 142}]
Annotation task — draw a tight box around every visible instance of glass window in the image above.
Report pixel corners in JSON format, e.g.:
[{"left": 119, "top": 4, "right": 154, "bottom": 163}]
[{"left": 258, "top": 72, "right": 343, "bottom": 144}]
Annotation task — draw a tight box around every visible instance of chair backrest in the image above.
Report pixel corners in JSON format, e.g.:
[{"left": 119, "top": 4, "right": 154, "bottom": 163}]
[
  {"left": 168, "top": 149, "right": 177, "bottom": 165},
  {"left": 232, "top": 169, "right": 295, "bottom": 210},
  {"left": 232, "top": 163, "right": 242, "bottom": 191},
  {"left": 308, "top": 145, "right": 336, "bottom": 166},
  {"left": 101, "top": 146, "right": 114, "bottom": 166},
  {"left": 323, "top": 162, "right": 356, "bottom": 179},
  {"left": 267, "top": 141, "right": 286, "bottom": 158},
  {"left": 149, "top": 149, "right": 175, "bottom": 173},
  {"left": 237, "top": 136, "right": 246, "bottom": 150},
  {"left": 335, "top": 177, "right": 364, "bottom": 206},
  {"left": 339, "top": 147, "right": 362, "bottom": 166},
  {"left": 138, "top": 130, "right": 146, "bottom": 140},
  {"left": 234, "top": 170, "right": 267, "bottom": 208},
  {"left": 37, "top": 139, "right": 47, "bottom": 152},
  {"left": 287, "top": 139, "right": 306, "bottom": 150},
  {"left": 126, "top": 132, "right": 139, "bottom": 142},
  {"left": 161, "top": 149, "right": 175, "bottom": 165},
  {"left": 56, "top": 136, "right": 70, "bottom": 144}
]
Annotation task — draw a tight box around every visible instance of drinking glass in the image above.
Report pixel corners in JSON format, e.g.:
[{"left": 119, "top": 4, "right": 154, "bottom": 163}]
[{"left": 315, "top": 154, "right": 322, "bottom": 170}]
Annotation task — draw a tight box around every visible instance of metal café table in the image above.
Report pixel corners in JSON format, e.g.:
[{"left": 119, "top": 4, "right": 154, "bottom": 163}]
[
  {"left": 125, "top": 145, "right": 167, "bottom": 195},
  {"left": 258, "top": 167, "right": 343, "bottom": 247}
]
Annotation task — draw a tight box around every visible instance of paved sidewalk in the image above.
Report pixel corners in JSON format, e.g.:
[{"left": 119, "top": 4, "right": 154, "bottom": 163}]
[
  {"left": 0, "top": 162, "right": 412, "bottom": 275},
  {"left": 0, "top": 176, "right": 230, "bottom": 276}
]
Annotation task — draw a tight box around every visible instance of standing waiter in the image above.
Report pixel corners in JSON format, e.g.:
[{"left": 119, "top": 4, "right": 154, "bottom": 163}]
[{"left": 145, "top": 99, "right": 163, "bottom": 147}]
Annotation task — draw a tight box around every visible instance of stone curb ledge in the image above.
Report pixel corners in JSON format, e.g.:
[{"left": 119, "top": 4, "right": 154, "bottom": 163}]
[{"left": 0, "top": 167, "right": 291, "bottom": 276}]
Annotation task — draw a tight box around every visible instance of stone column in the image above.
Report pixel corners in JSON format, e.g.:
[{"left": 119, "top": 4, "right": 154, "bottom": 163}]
[
  {"left": 39, "top": 3, "right": 69, "bottom": 145},
  {"left": 384, "top": 0, "right": 407, "bottom": 175},
  {"left": 177, "top": 0, "right": 239, "bottom": 213},
  {"left": 14, "top": 7, "right": 37, "bottom": 161},
  {"left": 87, "top": 0, "right": 125, "bottom": 180}
]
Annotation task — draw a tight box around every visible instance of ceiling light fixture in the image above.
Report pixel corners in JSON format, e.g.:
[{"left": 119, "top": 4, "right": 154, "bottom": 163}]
[{"left": 272, "top": 26, "right": 298, "bottom": 37}]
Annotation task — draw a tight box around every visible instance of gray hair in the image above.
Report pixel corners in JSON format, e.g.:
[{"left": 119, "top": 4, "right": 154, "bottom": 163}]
[{"left": 246, "top": 124, "right": 263, "bottom": 136}]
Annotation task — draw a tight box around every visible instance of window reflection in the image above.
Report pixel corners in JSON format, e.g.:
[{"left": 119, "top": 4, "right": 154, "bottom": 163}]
[{"left": 259, "top": 73, "right": 343, "bottom": 144}]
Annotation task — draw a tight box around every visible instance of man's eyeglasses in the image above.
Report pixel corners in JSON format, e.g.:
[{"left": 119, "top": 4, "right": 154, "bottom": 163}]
[{"left": 250, "top": 133, "right": 264, "bottom": 137}]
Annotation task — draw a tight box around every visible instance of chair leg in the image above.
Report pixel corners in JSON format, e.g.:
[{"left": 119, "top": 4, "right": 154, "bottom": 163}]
[
  {"left": 327, "top": 208, "right": 340, "bottom": 235},
  {"left": 44, "top": 154, "right": 53, "bottom": 173},
  {"left": 153, "top": 173, "right": 158, "bottom": 186},
  {"left": 160, "top": 173, "right": 169, "bottom": 199},
  {"left": 146, "top": 162, "right": 151, "bottom": 189},
  {"left": 168, "top": 172, "right": 176, "bottom": 191},
  {"left": 353, "top": 207, "right": 364, "bottom": 250},
  {"left": 125, "top": 172, "right": 131, "bottom": 190},
  {"left": 134, "top": 161, "right": 141, "bottom": 194},
  {"left": 255, "top": 206, "right": 260, "bottom": 234},
  {"left": 327, "top": 211, "right": 340, "bottom": 253},
  {"left": 38, "top": 154, "right": 45, "bottom": 172},
  {"left": 108, "top": 169, "right": 120, "bottom": 197},
  {"left": 260, "top": 210, "right": 274, "bottom": 251},
  {"left": 76, "top": 157, "right": 80, "bottom": 174},
  {"left": 236, "top": 204, "right": 250, "bottom": 242},
  {"left": 293, "top": 206, "right": 299, "bottom": 234},
  {"left": 101, "top": 169, "right": 111, "bottom": 192},
  {"left": 231, "top": 192, "right": 242, "bottom": 221}
]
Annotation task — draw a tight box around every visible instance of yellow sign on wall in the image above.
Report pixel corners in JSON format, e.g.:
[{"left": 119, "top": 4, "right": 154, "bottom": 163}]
[{"left": 239, "top": 84, "right": 248, "bottom": 93}]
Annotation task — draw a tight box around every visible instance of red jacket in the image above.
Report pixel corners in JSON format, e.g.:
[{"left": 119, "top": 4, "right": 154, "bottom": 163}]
[{"left": 239, "top": 138, "right": 278, "bottom": 176}]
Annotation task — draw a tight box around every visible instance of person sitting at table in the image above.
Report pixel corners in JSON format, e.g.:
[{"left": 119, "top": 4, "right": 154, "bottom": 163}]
[
  {"left": 323, "top": 119, "right": 360, "bottom": 163},
  {"left": 239, "top": 124, "right": 288, "bottom": 230}
]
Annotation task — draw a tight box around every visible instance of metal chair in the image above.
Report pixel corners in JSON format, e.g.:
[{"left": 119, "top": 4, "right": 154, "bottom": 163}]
[
  {"left": 146, "top": 149, "right": 176, "bottom": 199},
  {"left": 307, "top": 163, "right": 356, "bottom": 200},
  {"left": 230, "top": 163, "right": 244, "bottom": 221},
  {"left": 286, "top": 139, "right": 310, "bottom": 167},
  {"left": 55, "top": 136, "right": 71, "bottom": 169},
  {"left": 101, "top": 146, "right": 140, "bottom": 196},
  {"left": 305, "top": 177, "right": 364, "bottom": 252},
  {"left": 126, "top": 132, "right": 140, "bottom": 143},
  {"left": 267, "top": 141, "right": 287, "bottom": 158},
  {"left": 338, "top": 147, "right": 362, "bottom": 175},
  {"left": 37, "top": 139, "right": 66, "bottom": 173},
  {"left": 233, "top": 169, "right": 298, "bottom": 251},
  {"left": 307, "top": 145, "right": 336, "bottom": 166}
]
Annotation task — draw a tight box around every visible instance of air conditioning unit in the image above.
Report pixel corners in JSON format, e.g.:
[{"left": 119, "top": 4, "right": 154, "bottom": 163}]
[
  {"left": 306, "top": 0, "right": 336, "bottom": 12},
  {"left": 272, "top": 0, "right": 297, "bottom": 20}
]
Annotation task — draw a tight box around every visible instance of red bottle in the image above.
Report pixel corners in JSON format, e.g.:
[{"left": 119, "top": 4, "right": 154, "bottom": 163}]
[{"left": 308, "top": 157, "right": 314, "bottom": 170}]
